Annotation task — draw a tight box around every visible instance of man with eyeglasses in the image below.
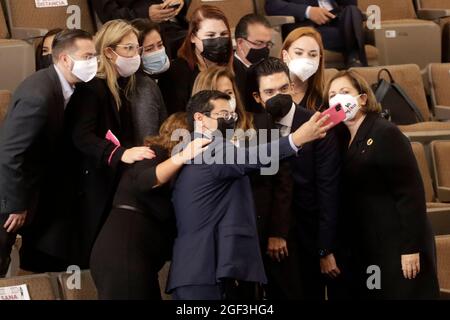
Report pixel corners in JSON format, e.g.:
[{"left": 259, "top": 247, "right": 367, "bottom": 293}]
[
  {"left": 0, "top": 29, "right": 97, "bottom": 275},
  {"left": 234, "top": 14, "right": 273, "bottom": 112},
  {"left": 167, "top": 90, "right": 333, "bottom": 300}
]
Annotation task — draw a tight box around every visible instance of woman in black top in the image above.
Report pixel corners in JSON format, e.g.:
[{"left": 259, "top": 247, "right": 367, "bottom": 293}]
[
  {"left": 68, "top": 20, "right": 155, "bottom": 267},
  {"left": 159, "top": 5, "right": 234, "bottom": 114},
  {"left": 90, "top": 112, "right": 211, "bottom": 300},
  {"left": 325, "top": 70, "right": 439, "bottom": 299}
]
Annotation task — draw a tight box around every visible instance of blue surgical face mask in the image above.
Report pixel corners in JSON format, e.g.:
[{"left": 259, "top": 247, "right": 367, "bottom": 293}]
[{"left": 142, "top": 48, "right": 170, "bottom": 75}]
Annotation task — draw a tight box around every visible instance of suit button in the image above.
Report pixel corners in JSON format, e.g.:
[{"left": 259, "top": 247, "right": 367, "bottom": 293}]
[
  {"left": 85, "top": 170, "right": 89, "bottom": 175},
  {"left": 257, "top": 216, "right": 261, "bottom": 220}
]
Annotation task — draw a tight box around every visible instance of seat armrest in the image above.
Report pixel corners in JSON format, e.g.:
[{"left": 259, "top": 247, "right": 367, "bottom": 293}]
[
  {"left": 441, "top": 289, "right": 450, "bottom": 300},
  {"left": 417, "top": 9, "right": 450, "bottom": 20},
  {"left": 266, "top": 16, "right": 295, "bottom": 27}
]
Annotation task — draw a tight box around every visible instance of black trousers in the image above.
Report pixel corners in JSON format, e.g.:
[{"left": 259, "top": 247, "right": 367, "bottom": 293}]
[
  {"left": 282, "top": 5, "right": 368, "bottom": 66},
  {"left": 160, "top": 22, "right": 187, "bottom": 60},
  {"left": 90, "top": 208, "right": 174, "bottom": 300},
  {"left": 0, "top": 214, "right": 16, "bottom": 277},
  {"left": 261, "top": 239, "right": 304, "bottom": 300}
]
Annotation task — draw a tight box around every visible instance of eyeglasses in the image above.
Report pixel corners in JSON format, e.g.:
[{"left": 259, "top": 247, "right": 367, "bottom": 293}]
[
  {"left": 244, "top": 38, "right": 274, "bottom": 49},
  {"left": 114, "top": 44, "right": 143, "bottom": 55},
  {"left": 204, "top": 111, "right": 239, "bottom": 121}
]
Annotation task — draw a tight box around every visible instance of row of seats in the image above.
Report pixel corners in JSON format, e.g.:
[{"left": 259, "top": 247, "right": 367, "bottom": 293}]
[{"left": 0, "top": 270, "right": 97, "bottom": 300}]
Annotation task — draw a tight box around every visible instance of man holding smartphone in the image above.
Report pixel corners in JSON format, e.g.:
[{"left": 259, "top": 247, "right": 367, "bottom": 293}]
[{"left": 91, "top": 0, "right": 189, "bottom": 58}]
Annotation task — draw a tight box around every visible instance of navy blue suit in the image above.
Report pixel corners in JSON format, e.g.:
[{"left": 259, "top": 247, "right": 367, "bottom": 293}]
[
  {"left": 167, "top": 134, "right": 298, "bottom": 298},
  {"left": 265, "top": 0, "right": 367, "bottom": 65}
]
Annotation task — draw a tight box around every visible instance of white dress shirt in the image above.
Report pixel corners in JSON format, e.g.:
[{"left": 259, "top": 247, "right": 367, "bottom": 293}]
[{"left": 54, "top": 64, "right": 75, "bottom": 108}]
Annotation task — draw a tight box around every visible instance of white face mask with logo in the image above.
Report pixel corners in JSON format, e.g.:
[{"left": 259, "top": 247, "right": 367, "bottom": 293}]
[
  {"left": 287, "top": 57, "right": 319, "bottom": 82},
  {"left": 69, "top": 56, "right": 98, "bottom": 82},
  {"left": 113, "top": 51, "right": 141, "bottom": 78},
  {"left": 329, "top": 93, "right": 362, "bottom": 122}
]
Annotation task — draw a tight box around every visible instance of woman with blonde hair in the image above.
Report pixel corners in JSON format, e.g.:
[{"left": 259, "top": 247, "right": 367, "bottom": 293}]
[
  {"left": 67, "top": 19, "right": 155, "bottom": 267},
  {"left": 192, "top": 66, "right": 254, "bottom": 143},
  {"left": 280, "top": 27, "right": 325, "bottom": 110},
  {"left": 91, "top": 112, "right": 211, "bottom": 300},
  {"left": 325, "top": 70, "right": 439, "bottom": 299}
]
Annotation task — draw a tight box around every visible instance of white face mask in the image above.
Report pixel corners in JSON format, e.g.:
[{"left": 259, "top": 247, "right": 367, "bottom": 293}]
[
  {"left": 229, "top": 97, "right": 237, "bottom": 112},
  {"left": 287, "top": 57, "right": 319, "bottom": 82},
  {"left": 69, "top": 55, "right": 98, "bottom": 83},
  {"left": 329, "top": 93, "right": 361, "bottom": 122},
  {"left": 113, "top": 51, "right": 141, "bottom": 77}
]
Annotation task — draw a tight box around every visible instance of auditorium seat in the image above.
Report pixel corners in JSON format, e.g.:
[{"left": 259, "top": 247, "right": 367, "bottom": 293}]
[
  {"left": 411, "top": 142, "right": 450, "bottom": 235},
  {"left": 430, "top": 140, "right": 450, "bottom": 203},
  {"left": 0, "top": 274, "right": 56, "bottom": 300},
  {"left": 0, "top": 89, "right": 11, "bottom": 124},
  {"left": 435, "top": 235, "right": 450, "bottom": 299},
  {"left": 57, "top": 270, "right": 98, "bottom": 300},
  {"left": 4, "top": 0, "right": 96, "bottom": 40},
  {"left": 350, "top": 64, "right": 450, "bottom": 143},
  {"left": 0, "top": 4, "right": 35, "bottom": 92},
  {"left": 415, "top": 0, "right": 450, "bottom": 62},
  {"left": 358, "top": 0, "right": 441, "bottom": 70},
  {"left": 428, "top": 63, "right": 450, "bottom": 120},
  {"left": 324, "top": 68, "right": 339, "bottom": 84}
]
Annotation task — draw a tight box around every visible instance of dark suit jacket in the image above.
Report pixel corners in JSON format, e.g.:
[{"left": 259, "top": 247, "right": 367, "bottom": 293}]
[
  {"left": 233, "top": 57, "right": 249, "bottom": 108},
  {"left": 250, "top": 112, "right": 294, "bottom": 243},
  {"left": 65, "top": 77, "right": 132, "bottom": 266},
  {"left": 265, "top": 0, "right": 356, "bottom": 21},
  {"left": 0, "top": 66, "right": 77, "bottom": 258},
  {"left": 91, "top": 0, "right": 188, "bottom": 24},
  {"left": 340, "top": 112, "right": 439, "bottom": 299},
  {"left": 289, "top": 106, "right": 340, "bottom": 254},
  {"left": 167, "top": 134, "right": 298, "bottom": 292}
]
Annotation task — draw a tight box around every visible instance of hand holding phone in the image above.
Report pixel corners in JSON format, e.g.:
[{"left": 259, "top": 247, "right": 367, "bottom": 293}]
[{"left": 320, "top": 103, "right": 346, "bottom": 128}]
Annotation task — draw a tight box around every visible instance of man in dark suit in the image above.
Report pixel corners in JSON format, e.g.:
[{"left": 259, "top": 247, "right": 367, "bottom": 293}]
[
  {"left": 265, "top": 0, "right": 367, "bottom": 67},
  {"left": 234, "top": 14, "right": 272, "bottom": 111},
  {"left": 91, "top": 0, "right": 189, "bottom": 58},
  {"left": 0, "top": 29, "right": 97, "bottom": 275},
  {"left": 251, "top": 57, "right": 342, "bottom": 299},
  {"left": 167, "top": 90, "right": 332, "bottom": 299}
]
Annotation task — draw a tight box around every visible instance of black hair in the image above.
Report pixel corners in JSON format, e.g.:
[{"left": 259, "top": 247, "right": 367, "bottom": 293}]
[
  {"left": 186, "top": 90, "right": 231, "bottom": 131},
  {"left": 131, "top": 18, "right": 161, "bottom": 46},
  {"left": 235, "top": 14, "right": 271, "bottom": 40},
  {"left": 35, "top": 28, "right": 63, "bottom": 70},
  {"left": 51, "top": 29, "right": 93, "bottom": 63}
]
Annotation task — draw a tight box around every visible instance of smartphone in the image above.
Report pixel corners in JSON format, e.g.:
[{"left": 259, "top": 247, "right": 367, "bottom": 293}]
[
  {"left": 168, "top": 2, "right": 181, "bottom": 9},
  {"left": 321, "top": 103, "right": 346, "bottom": 128}
]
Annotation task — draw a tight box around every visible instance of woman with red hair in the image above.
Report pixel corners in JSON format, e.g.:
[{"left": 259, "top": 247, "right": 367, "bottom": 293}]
[{"left": 159, "top": 5, "right": 234, "bottom": 114}]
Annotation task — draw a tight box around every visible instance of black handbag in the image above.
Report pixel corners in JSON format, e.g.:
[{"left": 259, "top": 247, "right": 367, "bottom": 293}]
[{"left": 371, "top": 69, "right": 425, "bottom": 125}]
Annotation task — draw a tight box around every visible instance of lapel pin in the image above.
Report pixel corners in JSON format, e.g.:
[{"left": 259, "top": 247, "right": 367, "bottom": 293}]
[{"left": 367, "top": 138, "right": 374, "bottom": 146}]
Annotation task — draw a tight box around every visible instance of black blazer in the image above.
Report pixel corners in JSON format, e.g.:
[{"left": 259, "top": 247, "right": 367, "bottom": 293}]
[
  {"left": 159, "top": 58, "right": 199, "bottom": 114},
  {"left": 265, "top": 0, "right": 357, "bottom": 21},
  {"left": 250, "top": 112, "right": 294, "bottom": 243},
  {"left": 289, "top": 106, "right": 341, "bottom": 255},
  {"left": 340, "top": 112, "right": 439, "bottom": 299},
  {"left": 0, "top": 66, "right": 77, "bottom": 258},
  {"left": 65, "top": 77, "right": 133, "bottom": 266},
  {"left": 91, "top": 0, "right": 188, "bottom": 25}
]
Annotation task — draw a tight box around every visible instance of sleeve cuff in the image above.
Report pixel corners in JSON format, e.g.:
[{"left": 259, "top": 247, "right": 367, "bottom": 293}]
[
  {"left": 288, "top": 134, "right": 301, "bottom": 152},
  {"left": 305, "top": 6, "right": 312, "bottom": 19}
]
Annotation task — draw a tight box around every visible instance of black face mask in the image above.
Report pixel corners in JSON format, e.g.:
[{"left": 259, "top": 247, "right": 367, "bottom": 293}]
[
  {"left": 201, "top": 37, "right": 231, "bottom": 64},
  {"left": 246, "top": 47, "right": 270, "bottom": 65},
  {"left": 216, "top": 117, "right": 236, "bottom": 137},
  {"left": 265, "top": 94, "right": 293, "bottom": 120},
  {"left": 37, "top": 54, "right": 53, "bottom": 70}
]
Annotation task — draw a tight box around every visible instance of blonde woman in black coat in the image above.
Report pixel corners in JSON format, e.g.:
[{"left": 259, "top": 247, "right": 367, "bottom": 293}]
[{"left": 324, "top": 70, "right": 439, "bottom": 299}]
